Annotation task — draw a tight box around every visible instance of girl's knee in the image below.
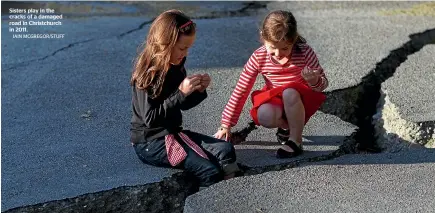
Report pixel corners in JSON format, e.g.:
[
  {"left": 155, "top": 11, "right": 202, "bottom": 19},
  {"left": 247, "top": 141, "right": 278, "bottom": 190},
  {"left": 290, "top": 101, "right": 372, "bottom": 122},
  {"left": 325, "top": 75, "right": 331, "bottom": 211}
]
[
  {"left": 215, "top": 142, "right": 236, "bottom": 163},
  {"left": 222, "top": 142, "right": 235, "bottom": 154},
  {"left": 257, "top": 104, "right": 281, "bottom": 128},
  {"left": 215, "top": 143, "right": 240, "bottom": 176},
  {"left": 282, "top": 88, "right": 301, "bottom": 105}
]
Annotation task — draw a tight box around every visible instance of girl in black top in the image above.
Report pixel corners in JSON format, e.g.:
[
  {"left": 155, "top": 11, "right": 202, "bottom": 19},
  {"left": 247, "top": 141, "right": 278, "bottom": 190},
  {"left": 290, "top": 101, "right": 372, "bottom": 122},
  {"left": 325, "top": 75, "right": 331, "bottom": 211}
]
[{"left": 130, "top": 10, "right": 239, "bottom": 187}]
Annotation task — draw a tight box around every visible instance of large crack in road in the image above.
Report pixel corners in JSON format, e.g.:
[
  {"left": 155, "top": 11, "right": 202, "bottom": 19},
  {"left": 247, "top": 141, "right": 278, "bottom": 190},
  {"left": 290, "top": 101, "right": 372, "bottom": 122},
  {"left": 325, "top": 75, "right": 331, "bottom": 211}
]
[{"left": 320, "top": 28, "right": 435, "bottom": 152}]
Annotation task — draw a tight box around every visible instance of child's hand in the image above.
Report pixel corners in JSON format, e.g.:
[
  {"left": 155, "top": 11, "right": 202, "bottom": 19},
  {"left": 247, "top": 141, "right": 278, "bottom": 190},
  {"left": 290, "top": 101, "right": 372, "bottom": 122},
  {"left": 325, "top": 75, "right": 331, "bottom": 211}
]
[
  {"left": 198, "top": 73, "right": 211, "bottom": 92},
  {"left": 301, "top": 66, "right": 321, "bottom": 86},
  {"left": 214, "top": 125, "right": 231, "bottom": 142},
  {"left": 179, "top": 75, "right": 202, "bottom": 96}
]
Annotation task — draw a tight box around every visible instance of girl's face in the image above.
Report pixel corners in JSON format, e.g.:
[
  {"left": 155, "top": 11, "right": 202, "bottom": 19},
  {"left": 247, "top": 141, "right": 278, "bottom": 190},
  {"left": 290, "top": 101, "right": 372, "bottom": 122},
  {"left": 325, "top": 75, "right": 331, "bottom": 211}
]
[
  {"left": 170, "top": 34, "right": 196, "bottom": 65},
  {"left": 264, "top": 40, "right": 293, "bottom": 62}
]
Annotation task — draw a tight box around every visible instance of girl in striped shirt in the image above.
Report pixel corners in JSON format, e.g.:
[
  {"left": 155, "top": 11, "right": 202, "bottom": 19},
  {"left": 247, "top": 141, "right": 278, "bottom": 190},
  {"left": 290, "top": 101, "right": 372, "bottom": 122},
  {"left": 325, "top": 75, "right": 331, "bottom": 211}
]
[{"left": 214, "top": 10, "right": 329, "bottom": 158}]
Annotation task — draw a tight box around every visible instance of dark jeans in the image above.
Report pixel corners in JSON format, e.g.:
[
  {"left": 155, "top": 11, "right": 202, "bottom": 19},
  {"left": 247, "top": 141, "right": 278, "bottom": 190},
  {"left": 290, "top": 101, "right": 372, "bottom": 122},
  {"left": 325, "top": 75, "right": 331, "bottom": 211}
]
[{"left": 133, "top": 130, "right": 237, "bottom": 187}]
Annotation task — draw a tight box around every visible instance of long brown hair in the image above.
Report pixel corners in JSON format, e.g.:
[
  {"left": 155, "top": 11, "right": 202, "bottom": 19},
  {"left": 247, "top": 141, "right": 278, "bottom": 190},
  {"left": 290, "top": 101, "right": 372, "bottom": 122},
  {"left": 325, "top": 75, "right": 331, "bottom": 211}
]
[
  {"left": 131, "top": 10, "right": 196, "bottom": 98},
  {"left": 260, "top": 10, "right": 306, "bottom": 47}
]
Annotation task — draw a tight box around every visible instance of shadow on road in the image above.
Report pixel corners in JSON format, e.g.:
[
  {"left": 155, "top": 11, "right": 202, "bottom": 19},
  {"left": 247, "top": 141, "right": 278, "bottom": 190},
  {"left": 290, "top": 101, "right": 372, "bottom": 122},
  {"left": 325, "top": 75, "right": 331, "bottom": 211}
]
[{"left": 236, "top": 136, "right": 435, "bottom": 170}]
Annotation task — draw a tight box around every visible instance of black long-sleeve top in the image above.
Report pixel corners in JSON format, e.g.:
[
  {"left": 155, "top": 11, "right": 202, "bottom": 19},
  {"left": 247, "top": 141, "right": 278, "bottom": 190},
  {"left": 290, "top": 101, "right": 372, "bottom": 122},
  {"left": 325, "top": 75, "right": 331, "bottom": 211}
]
[{"left": 130, "top": 59, "right": 207, "bottom": 144}]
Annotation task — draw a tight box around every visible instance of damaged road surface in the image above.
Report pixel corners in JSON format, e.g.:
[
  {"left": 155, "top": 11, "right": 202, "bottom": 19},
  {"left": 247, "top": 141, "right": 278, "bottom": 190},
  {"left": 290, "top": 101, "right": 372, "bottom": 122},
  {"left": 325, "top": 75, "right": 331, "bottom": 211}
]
[
  {"left": 185, "top": 149, "right": 435, "bottom": 213},
  {"left": 2, "top": 1, "right": 434, "bottom": 213},
  {"left": 186, "top": 2, "right": 435, "bottom": 212}
]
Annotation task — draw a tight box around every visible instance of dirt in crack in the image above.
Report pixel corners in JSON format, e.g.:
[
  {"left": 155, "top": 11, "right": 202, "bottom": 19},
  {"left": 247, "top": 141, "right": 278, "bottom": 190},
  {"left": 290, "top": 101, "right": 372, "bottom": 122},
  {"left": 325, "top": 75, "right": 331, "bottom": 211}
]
[{"left": 3, "top": 172, "right": 200, "bottom": 213}]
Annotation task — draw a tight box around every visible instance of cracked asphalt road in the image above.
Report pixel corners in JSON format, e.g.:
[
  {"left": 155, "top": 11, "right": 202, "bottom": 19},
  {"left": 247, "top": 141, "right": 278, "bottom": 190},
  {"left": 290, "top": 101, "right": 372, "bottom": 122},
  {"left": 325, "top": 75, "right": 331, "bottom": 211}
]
[
  {"left": 186, "top": 149, "right": 435, "bottom": 213},
  {"left": 1, "top": 2, "right": 267, "bottom": 210},
  {"left": 1, "top": 1, "right": 434, "bottom": 212}
]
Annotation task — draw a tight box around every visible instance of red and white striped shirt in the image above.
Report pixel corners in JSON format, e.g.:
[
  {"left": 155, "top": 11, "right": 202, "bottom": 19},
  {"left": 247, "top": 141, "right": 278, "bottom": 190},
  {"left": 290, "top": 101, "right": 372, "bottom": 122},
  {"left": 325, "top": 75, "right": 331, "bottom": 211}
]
[{"left": 221, "top": 44, "right": 328, "bottom": 127}]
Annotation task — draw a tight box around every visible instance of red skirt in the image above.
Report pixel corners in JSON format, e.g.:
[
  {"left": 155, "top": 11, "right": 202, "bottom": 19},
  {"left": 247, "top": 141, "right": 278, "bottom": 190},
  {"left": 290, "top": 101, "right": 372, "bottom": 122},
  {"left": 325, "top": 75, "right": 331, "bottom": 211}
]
[{"left": 250, "top": 82, "right": 326, "bottom": 125}]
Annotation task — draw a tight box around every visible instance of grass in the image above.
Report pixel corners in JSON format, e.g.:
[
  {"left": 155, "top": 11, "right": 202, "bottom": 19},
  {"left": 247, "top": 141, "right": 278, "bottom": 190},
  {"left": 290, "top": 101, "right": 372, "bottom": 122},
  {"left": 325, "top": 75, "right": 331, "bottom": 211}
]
[{"left": 379, "top": 2, "right": 435, "bottom": 17}]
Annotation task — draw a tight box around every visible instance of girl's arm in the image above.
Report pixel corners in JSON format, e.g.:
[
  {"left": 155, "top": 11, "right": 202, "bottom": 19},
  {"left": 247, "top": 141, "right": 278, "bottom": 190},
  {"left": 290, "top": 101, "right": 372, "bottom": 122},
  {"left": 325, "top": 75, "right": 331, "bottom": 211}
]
[
  {"left": 309, "top": 74, "right": 328, "bottom": 92},
  {"left": 221, "top": 52, "right": 260, "bottom": 127},
  {"left": 304, "top": 45, "right": 329, "bottom": 92},
  {"left": 180, "top": 90, "right": 207, "bottom": 111},
  {"left": 179, "top": 66, "right": 208, "bottom": 110},
  {"left": 133, "top": 86, "right": 187, "bottom": 127}
]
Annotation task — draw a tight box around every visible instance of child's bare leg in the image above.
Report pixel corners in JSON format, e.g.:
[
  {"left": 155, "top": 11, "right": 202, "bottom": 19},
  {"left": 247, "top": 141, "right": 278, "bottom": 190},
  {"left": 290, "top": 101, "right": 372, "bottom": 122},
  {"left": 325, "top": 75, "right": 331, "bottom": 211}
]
[
  {"left": 282, "top": 88, "right": 305, "bottom": 149},
  {"left": 257, "top": 103, "right": 286, "bottom": 128}
]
